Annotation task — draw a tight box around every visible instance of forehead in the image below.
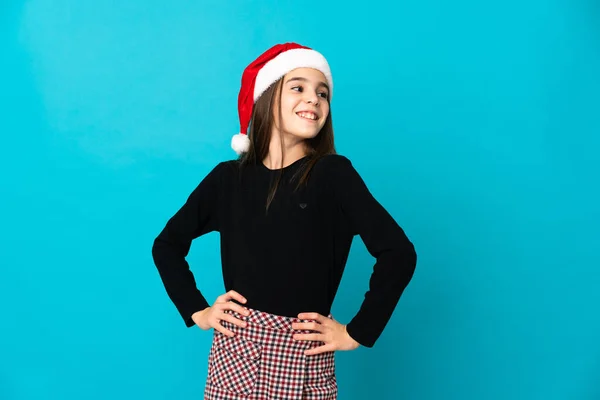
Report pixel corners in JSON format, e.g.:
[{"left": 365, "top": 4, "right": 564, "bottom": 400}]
[{"left": 283, "top": 67, "right": 327, "bottom": 82}]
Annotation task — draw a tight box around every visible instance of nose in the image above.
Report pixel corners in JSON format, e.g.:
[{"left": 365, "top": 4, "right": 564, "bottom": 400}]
[{"left": 305, "top": 91, "right": 319, "bottom": 106}]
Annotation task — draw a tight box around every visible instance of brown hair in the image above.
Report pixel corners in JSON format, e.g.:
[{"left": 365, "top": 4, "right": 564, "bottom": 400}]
[{"left": 237, "top": 77, "right": 336, "bottom": 212}]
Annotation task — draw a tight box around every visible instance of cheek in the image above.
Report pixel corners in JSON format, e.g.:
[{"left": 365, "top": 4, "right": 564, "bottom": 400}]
[
  {"left": 321, "top": 104, "right": 330, "bottom": 121},
  {"left": 280, "top": 96, "right": 297, "bottom": 114},
  {"left": 279, "top": 99, "right": 299, "bottom": 126}
]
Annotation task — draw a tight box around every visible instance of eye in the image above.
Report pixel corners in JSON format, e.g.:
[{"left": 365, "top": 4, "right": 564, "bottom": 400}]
[{"left": 291, "top": 85, "right": 329, "bottom": 100}]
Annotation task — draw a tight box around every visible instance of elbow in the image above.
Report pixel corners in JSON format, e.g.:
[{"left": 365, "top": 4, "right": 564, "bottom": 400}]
[
  {"left": 151, "top": 236, "right": 161, "bottom": 263},
  {"left": 151, "top": 234, "right": 168, "bottom": 264},
  {"left": 151, "top": 231, "right": 189, "bottom": 264},
  {"left": 400, "top": 240, "right": 417, "bottom": 278},
  {"left": 408, "top": 243, "right": 417, "bottom": 275}
]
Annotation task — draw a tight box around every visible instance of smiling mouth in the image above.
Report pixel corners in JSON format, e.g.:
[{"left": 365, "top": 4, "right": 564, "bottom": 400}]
[{"left": 296, "top": 111, "right": 318, "bottom": 121}]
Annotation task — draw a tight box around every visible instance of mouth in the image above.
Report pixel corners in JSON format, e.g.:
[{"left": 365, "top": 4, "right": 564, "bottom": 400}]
[{"left": 296, "top": 111, "right": 319, "bottom": 121}]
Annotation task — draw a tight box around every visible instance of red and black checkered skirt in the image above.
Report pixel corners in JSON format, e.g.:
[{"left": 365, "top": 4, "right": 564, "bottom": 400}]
[{"left": 204, "top": 306, "right": 338, "bottom": 399}]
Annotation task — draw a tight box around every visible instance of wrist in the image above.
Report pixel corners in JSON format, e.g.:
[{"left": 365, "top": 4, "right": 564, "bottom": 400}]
[
  {"left": 192, "top": 307, "right": 210, "bottom": 325},
  {"left": 344, "top": 325, "right": 360, "bottom": 348}
]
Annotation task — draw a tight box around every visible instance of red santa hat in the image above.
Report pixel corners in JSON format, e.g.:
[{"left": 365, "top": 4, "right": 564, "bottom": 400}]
[{"left": 231, "top": 42, "right": 334, "bottom": 155}]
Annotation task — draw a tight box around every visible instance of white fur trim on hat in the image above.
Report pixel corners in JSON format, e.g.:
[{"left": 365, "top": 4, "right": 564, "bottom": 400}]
[
  {"left": 231, "top": 133, "right": 250, "bottom": 155},
  {"left": 253, "top": 48, "right": 333, "bottom": 102}
]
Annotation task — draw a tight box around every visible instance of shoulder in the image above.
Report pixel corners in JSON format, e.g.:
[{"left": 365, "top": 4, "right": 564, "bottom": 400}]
[
  {"left": 312, "top": 154, "right": 372, "bottom": 196},
  {"left": 311, "top": 154, "right": 364, "bottom": 193},
  {"left": 191, "top": 159, "right": 239, "bottom": 188},
  {"left": 208, "top": 159, "right": 241, "bottom": 177},
  {"left": 314, "top": 153, "right": 354, "bottom": 171},
  {"left": 313, "top": 154, "right": 359, "bottom": 179}
]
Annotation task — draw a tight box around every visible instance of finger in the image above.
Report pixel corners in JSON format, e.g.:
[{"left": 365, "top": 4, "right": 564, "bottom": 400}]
[
  {"left": 214, "top": 324, "right": 235, "bottom": 337},
  {"left": 305, "top": 343, "right": 335, "bottom": 356},
  {"left": 222, "top": 313, "right": 248, "bottom": 328},
  {"left": 224, "top": 301, "right": 251, "bottom": 317},
  {"left": 293, "top": 333, "right": 323, "bottom": 342},
  {"left": 298, "top": 312, "right": 325, "bottom": 323},
  {"left": 292, "top": 321, "right": 324, "bottom": 332},
  {"left": 218, "top": 290, "right": 247, "bottom": 304}
]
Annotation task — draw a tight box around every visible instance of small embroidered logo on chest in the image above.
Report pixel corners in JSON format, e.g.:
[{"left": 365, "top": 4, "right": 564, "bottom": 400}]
[{"left": 299, "top": 203, "right": 308, "bottom": 209}]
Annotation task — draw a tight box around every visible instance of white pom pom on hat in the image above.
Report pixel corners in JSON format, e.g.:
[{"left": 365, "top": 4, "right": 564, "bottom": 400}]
[
  {"left": 232, "top": 42, "right": 333, "bottom": 155},
  {"left": 231, "top": 132, "right": 250, "bottom": 154}
]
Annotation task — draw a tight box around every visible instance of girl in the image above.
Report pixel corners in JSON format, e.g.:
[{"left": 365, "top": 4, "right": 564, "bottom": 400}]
[{"left": 152, "top": 42, "right": 417, "bottom": 399}]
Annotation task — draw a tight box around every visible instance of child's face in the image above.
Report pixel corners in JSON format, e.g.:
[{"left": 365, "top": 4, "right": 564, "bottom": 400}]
[{"left": 273, "top": 67, "right": 330, "bottom": 141}]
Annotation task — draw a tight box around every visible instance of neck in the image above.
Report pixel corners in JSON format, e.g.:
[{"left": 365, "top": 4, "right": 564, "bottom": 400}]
[{"left": 263, "top": 134, "right": 307, "bottom": 170}]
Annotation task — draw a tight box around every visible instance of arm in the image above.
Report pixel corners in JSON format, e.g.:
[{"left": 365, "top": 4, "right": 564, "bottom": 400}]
[
  {"left": 333, "top": 156, "right": 417, "bottom": 348},
  {"left": 151, "top": 162, "right": 224, "bottom": 327}
]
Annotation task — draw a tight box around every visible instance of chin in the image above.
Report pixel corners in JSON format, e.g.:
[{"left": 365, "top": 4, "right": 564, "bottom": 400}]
[
  {"left": 291, "top": 133, "right": 319, "bottom": 141},
  {"left": 290, "top": 128, "right": 323, "bottom": 140}
]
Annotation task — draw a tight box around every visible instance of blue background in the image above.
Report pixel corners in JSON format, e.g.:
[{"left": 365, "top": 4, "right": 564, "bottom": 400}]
[{"left": 1, "top": 0, "right": 599, "bottom": 399}]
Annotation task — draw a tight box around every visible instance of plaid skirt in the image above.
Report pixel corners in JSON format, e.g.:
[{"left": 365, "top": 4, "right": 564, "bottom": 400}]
[{"left": 204, "top": 306, "right": 338, "bottom": 399}]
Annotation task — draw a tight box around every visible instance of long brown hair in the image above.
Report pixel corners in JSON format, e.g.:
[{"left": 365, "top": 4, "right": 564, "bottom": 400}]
[{"left": 237, "top": 76, "right": 336, "bottom": 211}]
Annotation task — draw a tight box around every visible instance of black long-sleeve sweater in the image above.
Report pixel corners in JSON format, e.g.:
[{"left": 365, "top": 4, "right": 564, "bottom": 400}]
[{"left": 151, "top": 154, "right": 416, "bottom": 348}]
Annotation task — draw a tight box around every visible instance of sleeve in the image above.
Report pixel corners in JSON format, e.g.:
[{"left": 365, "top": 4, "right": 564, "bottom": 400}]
[
  {"left": 332, "top": 156, "right": 417, "bottom": 348},
  {"left": 151, "top": 162, "right": 225, "bottom": 328}
]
